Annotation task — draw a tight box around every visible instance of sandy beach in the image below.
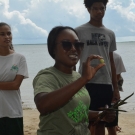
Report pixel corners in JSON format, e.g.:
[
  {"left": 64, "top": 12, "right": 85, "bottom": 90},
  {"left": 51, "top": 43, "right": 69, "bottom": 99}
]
[{"left": 23, "top": 109, "right": 135, "bottom": 135}]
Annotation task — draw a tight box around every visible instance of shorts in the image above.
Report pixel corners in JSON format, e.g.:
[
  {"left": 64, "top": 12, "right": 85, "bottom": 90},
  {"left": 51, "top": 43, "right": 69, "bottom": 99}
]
[
  {"left": 0, "top": 117, "right": 24, "bottom": 135},
  {"left": 85, "top": 83, "right": 118, "bottom": 127}
]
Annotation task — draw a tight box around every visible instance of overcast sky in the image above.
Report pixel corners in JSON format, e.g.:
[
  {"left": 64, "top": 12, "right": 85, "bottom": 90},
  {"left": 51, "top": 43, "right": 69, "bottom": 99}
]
[{"left": 0, "top": 0, "right": 135, "bottom": 44}]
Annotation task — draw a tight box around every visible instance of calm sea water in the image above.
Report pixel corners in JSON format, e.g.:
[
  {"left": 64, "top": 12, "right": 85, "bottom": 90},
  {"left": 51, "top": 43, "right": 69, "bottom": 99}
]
[{"left": 14, "top": 42, "right": 135, "bottom": 111}]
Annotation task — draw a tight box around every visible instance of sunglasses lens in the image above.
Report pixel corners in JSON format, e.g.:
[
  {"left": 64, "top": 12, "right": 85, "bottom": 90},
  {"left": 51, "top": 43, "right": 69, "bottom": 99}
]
[
  {"left": 74, "top": 42, "right": 84, "bottom": 50},
  {"left": 62, "top": 41, "right": 72, "bottom": 51},
  {"left": 61, "top": 41, "right": 84, "bottom": 51}
]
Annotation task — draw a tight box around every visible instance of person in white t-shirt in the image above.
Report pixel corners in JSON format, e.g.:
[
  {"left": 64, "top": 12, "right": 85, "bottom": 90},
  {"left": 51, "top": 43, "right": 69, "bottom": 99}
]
[
  {"left": 113, "top": 52, "right": 126, "bottom": 133},
  {"left": 0, "top": 22, "right": 29, "bottom": 135},
  {"left": 113, "top": 52, "right": 126, "bottom": 92}
]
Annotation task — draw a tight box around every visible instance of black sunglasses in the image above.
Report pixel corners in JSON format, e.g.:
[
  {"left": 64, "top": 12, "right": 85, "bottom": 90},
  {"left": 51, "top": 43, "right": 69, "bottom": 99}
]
[{"left": 60, "top": 41, "right": 84, "bottom": 51}]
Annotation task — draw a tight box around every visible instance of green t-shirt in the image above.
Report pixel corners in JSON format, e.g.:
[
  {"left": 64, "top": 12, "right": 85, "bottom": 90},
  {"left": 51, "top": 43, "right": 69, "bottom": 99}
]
[{"left": 33, "top": 67, "right": 91, "bottom": 135}]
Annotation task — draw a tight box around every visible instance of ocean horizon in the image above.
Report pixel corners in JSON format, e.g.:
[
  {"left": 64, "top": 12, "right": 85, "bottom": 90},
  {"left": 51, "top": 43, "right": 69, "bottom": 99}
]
[{"left": 13, "top": 41, "right": 135, "bottom": 46}]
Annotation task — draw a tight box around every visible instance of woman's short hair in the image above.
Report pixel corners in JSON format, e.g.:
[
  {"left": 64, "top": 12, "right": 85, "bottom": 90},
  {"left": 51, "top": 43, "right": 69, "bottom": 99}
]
[
  {"left": 47, "top": 26, "right": 78, "bottom": 59},
  {"left": 84, "top": 0, "right": 108, "bottom": 8}
]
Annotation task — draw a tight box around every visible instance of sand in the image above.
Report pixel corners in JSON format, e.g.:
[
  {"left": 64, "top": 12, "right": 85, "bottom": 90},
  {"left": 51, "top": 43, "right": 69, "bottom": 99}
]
[{"left": 23, "top": 109, "right": 135, "bottom": 135}]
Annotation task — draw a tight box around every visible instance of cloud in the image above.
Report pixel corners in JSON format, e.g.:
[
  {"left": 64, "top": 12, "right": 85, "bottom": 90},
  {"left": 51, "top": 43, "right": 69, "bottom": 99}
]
[
  {"left": 108, "top": 0, "right": 135, "bottom": 22},
  {"left": 0, "top": 0, "right": 135, "bottom": 43},
  {"left": 60, "top": 1, "right": 86, "bottom": 19},
  {"left": 104, "top": 0, "right": 135, "bottom": 37},
  {"left": 0, "top": 0, "right": 48, "bottom": 44}
]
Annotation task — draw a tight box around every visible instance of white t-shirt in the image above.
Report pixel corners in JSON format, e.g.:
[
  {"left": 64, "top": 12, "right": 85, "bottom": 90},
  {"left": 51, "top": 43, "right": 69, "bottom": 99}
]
[
  {"left": 113, "top": 52, "right": 126, "bottom": 91},
  {"left": 0, "top": 52, "right": 28, "bottom": 118},
  {"left": 113, "top": 52, "right": 126, "bottom": 74}
]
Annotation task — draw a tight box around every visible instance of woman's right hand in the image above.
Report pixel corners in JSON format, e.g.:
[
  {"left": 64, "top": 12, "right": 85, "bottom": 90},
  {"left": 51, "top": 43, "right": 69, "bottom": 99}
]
[
  {"left": 102, "top": 110, "right": 116, "bottom": 123},
  {"left": 81, "top": 55, "right": 105, "bottom": 82}
]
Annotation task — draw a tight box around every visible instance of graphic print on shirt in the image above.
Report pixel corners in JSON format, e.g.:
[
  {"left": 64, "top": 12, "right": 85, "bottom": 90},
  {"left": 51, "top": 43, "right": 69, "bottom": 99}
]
[
  {"left": 11, "top": 65, "right": 18, "bottom": 72},
  {"left": 67, "top": 101, "right": 89, "bottom": 123},
  {"left": 86, "top": 33, "right": 109, "bottom": 48}
]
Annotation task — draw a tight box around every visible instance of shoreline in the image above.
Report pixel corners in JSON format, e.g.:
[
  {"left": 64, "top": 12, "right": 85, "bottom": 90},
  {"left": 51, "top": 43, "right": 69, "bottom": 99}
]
[{"left": 23, "top": 109, "right": 135, "bottom": 135}]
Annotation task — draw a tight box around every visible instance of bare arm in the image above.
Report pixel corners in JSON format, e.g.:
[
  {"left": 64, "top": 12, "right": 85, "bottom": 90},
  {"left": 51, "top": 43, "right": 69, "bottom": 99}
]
[
  {"left": 0, "top": 75, "right": 24, "bottom": 90},
  {"left": 34, "top": 55, "right": 105, "bottom": 115},
  {"left": 35, "top": 77, "right": 91, "bottom": 115},
  {"left": 88, "top": 111, "right": 99, "bottom": 121},
  {"left": 109, "top": 52, "right": 120, "bottom": 102},
  {"left": 117, "top": 74, "right": 120, "bottom": 81}
]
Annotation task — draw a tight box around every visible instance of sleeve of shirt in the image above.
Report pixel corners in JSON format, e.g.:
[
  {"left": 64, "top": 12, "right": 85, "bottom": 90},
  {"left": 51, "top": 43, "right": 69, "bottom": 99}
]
[
  {"left": 114, "top": 54, "right": 126, "bottom": 74},
  {"left": 33, "top": 74, "right": 60, "bottom": 97},
  {"left": 109, "top": 31, "right": 117, "bottom": 52},
  {"left": 17, "top": 55, "right": 29, "bottom": 78}
]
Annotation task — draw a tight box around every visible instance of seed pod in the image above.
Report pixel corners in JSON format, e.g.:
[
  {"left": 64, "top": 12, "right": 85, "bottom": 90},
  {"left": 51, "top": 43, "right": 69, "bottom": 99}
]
[{"left": 100, "top": 59, "right": 105, "bottom": 63}]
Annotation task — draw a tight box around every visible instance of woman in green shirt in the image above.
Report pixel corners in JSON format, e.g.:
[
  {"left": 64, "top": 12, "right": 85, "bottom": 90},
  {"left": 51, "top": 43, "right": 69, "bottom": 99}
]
[{"left": 33, "top": 26, "right": 115, "bottom": 135}]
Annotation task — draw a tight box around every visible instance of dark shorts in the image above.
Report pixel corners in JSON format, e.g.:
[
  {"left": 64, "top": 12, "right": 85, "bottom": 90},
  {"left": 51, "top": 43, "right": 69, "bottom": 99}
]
[
  {"left": 85, "top": 83, "right": 118, "bottom": 127},
  {"left": 0, "top": 117, "right": 24, "bottom": 135},
  {"left": 105, "top": 108, "right": 118, "bottom": 127}
]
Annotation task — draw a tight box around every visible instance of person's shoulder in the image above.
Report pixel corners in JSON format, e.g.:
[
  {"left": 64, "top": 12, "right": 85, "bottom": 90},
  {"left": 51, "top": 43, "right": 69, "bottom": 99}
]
[
  {"left": 33, "top": 67, "right": 53, "bottom": 86},
  {"left": 13, "top": 52, "right": 28, "bottom": 62},
  {"left": 75, "top": 22, "right": 89, "bottom": 31},
  {"left": 113, "top": 52, "right": 121, "bottom": 57},
  {"left": 72, "top": 70, "right": 81, "bottom": 77},
  {"left": 13, "top": 52, "right": 25, "bottom": 58},
  {"left": 37, "top": 67, "right": 54, "bottom": 76},
  {"left": 113, "top": 52, "right": 122, "bottom": 61},
  {"left": 33, "top": 67, "right": 53, "bottom": 81},
  {"left": 103, "top": 26, "right": 115, "bottom": 34}
]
